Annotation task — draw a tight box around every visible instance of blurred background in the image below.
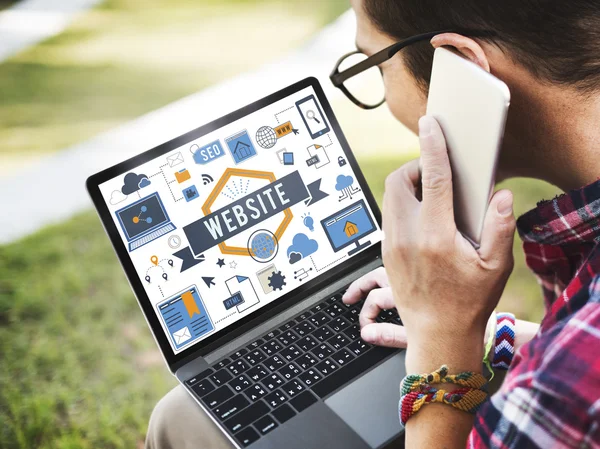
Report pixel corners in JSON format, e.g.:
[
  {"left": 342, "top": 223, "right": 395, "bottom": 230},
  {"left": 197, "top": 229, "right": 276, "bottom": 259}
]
[{"left": 0, "top": 0, "right": 559, "bottom": 447}]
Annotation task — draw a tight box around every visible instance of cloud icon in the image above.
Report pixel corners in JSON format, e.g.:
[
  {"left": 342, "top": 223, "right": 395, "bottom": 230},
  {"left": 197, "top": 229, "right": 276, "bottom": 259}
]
[
  {"left": 288, "top": 251, "right": 303, "bottom": 265},
  {"left": 122, "top": 172, "right": 151, "bottom": 195},
  {"left": 335, "top": 174, "right": 354, "bottom": 191},
  {"left": 109, "top": 190, "right": 127, "bottom": 205},
  {"left": 287, "top": 233, "right": 319, "bottom": 264}
]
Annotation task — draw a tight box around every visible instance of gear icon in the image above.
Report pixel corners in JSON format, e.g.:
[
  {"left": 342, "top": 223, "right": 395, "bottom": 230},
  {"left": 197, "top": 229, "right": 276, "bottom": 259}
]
[{"left": 267, "top": 271, "right": 286, "bottom": 291}]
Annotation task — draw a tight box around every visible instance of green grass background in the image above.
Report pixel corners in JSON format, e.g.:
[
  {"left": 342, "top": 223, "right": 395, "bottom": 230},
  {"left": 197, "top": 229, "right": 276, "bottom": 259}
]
[{"left": 0, "top": 0, "right": 560, "bottom": 447}]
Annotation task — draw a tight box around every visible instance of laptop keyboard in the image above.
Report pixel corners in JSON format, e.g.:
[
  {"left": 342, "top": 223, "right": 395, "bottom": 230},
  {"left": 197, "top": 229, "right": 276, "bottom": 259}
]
[
  {"left": 130, "top": 222, "right": 175, "bottom": 251},
  {"left": 185, "top": 288, "right": 402, "bottom": 447}
]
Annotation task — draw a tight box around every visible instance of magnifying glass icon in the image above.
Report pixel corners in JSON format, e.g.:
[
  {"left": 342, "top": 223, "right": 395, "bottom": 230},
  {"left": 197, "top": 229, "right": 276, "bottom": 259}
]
[{"left": 306, "top": 110, "right": 321, "bottom": 124}]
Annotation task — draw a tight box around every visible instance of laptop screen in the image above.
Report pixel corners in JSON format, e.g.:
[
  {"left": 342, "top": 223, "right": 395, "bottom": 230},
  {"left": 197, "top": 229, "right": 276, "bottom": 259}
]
[{"left": 97, "top": 83, "right": 382, "bottom": 354}]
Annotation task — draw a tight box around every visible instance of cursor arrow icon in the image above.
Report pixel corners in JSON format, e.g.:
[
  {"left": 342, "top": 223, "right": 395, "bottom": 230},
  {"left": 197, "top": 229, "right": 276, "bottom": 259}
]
[
  {"left": 202, "top": 277, "right": 215, "bottom": 288},
  {"left": 292, "top": 128, "right": 299, "bottom": 135}
]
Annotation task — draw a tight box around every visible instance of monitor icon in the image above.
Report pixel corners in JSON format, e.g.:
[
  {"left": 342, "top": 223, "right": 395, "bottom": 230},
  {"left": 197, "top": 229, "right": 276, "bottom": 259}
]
[
  {"left": 321, "top": 199, "right": 376, "bottom": 256},
  {"left": 115, "top": 192, "right": 176, "bottom": 252}
]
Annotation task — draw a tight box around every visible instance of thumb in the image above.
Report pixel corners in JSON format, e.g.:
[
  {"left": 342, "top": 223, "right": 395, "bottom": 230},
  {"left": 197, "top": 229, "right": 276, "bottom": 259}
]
[
  {"left": 361, "top": 323, "right": 407, "bottom": 348},
  {"left": 478, "top": 189, "right": 516, "bottom": 267}
]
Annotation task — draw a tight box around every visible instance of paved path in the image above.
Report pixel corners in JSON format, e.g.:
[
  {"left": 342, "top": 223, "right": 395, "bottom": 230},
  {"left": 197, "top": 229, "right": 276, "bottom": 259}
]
[{"left": 0, "top": 0, "right": 102, "bottom": 62}]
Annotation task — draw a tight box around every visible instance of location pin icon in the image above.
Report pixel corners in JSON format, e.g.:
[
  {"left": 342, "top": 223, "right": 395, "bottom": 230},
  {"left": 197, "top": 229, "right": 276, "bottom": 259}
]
[
  {"left": 145, "top": 275, "right": 151, "bottom": 283},
  {"left": 151, "top": 255, "right": 159, "bottom": 266},
  {"left": 162, "top": 273, "right": 168, "bottom": 281},
  {"left": 168, "top": 259, "right": 174, "bottom": 267}
]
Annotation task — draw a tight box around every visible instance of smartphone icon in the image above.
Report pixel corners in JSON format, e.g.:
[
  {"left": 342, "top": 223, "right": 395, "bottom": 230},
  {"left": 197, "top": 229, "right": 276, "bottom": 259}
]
[{"left": 296, "top": 94, "right": 330, "bottom": 139}]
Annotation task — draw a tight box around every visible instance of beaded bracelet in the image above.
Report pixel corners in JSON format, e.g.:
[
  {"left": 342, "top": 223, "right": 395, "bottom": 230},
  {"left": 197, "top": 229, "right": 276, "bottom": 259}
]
[
  {"left": 401, "top": 365, "right": 487, "bottom": 395},
  {"left": 399, "top": 385, "right": 488, "bottom": 426},
  {"left": 492, "top": 313, "right": 516, "bottom": 370}
]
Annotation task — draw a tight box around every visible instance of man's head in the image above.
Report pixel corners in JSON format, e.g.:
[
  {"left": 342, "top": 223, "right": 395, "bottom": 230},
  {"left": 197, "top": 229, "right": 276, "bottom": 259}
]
[{"left": 351, "top": 0, "right": 600, "bottom": 184}]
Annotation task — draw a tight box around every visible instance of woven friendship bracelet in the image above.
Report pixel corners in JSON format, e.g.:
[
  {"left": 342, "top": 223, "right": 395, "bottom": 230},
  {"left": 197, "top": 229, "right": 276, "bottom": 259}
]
[
  {"left": 399, "top": 385, "right": 488, "bottom": 426},
  {"left": 400, "top": 365, "right": 487, "bottom": 395},
  {"left": 492, "top": 313, "right": 516, "bottom": 370}
]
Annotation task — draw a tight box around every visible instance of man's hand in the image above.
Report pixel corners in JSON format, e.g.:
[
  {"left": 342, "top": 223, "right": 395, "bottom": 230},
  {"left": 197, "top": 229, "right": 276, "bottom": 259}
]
[
  {"left": 383, "top": 116, "right": 516, "bottom": 374},
  {"left": 342, "top": 267, "right": 407, "bottom": 348}
]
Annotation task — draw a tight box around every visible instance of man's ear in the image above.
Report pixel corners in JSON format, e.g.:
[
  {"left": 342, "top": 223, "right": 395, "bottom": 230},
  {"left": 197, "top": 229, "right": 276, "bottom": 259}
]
[{"left": 430, "top": 33, "right": 490, "bottom": 72}]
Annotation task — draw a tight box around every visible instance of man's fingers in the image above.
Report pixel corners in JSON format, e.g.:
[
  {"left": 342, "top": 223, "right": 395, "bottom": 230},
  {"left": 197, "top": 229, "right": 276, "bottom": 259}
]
[
  {"left": 361, "top": 323, "right": 407, "bottom": 348},
  {"left": 478, "top": 189, "right": 516, "bottom": 268},
  {"left": 358, "top": 287, "right": 395, "bottom": 328},
  {"left": 418, "top": 116, "right": 455, "bottom": 230},
  {"left": 343, "top": 267, "right": 389, "bottom": 304}
]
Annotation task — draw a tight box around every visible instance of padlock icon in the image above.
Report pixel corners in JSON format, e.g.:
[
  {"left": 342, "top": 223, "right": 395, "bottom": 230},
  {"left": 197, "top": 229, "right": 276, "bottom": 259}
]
[{"left": 338, "top": 156, "right": 347, "bottom": 167}]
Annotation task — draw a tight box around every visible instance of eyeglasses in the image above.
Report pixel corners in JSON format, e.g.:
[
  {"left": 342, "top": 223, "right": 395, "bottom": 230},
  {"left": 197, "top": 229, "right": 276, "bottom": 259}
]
[{"left": 330, "top": 29, "right": 495, "bottom": 110}]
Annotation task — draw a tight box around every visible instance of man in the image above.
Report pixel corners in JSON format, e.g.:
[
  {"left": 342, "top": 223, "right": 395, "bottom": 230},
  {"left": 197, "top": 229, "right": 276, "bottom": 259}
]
[{"left": 146, "top": 1, "right": 600, "bottom": 447}]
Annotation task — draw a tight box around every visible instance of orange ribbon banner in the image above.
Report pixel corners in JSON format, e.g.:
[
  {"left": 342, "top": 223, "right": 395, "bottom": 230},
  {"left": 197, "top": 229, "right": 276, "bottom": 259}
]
[{"left": 181, "top": 290, "right": 200, "bottom": 318}]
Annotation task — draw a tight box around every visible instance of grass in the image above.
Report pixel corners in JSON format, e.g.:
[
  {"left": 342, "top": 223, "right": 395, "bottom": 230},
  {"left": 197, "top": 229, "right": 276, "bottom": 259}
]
[
  {"left": 0, "top": 0, "right": 348, "bottom": 159},
  {"left": 0, "top": 153, "right": 560, "bottom": 448}
]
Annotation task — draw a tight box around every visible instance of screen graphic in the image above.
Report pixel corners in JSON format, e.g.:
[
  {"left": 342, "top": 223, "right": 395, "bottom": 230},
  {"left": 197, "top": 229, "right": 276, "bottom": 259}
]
[{"left": 99, "top": 85, "right": 381, "bottom": 354}]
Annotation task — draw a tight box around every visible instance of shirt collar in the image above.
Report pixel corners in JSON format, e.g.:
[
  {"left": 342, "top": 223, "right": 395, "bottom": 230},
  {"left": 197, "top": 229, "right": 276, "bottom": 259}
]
[{"left": 517, "top": 180, "right": 600, "bottom": 245}]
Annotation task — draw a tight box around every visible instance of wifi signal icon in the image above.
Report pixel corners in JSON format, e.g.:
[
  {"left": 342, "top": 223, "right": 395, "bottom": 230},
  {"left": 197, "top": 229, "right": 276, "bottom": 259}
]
[{"left": 201, "top": 174, "right": 214, "bottom": 185}]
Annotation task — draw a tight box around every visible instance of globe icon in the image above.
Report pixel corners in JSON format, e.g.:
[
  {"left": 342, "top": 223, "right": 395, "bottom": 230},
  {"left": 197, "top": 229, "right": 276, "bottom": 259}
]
[
  {"left": 249, "top": 230, "right": 278, "bottom": 262},
  {"left": 255, "top": 126, "right": 277, "bottom": 149}
]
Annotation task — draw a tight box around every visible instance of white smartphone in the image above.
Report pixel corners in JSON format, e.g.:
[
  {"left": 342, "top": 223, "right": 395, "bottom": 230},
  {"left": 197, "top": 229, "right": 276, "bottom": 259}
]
[{"left": 426, "top": 47, "right": 511, "bottom": 247}]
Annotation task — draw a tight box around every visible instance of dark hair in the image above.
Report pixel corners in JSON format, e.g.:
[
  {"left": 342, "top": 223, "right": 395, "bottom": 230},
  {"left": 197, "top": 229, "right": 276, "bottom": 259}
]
[{"left": 363, "top": 0, "right": 600, "bottom": 92}]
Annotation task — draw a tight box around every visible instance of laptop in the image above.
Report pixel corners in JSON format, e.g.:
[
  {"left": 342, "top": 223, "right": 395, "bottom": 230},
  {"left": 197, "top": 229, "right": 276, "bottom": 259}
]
[{"left": 87, "top": 77, "right": 406, "bottom": 449}]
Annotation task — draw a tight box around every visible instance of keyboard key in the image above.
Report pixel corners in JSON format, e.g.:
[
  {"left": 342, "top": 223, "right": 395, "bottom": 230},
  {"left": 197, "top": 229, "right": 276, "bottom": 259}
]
[
  {"left": 263, "top": 373, "right": 285, "bottom": 390},
  {"left": 227, "top": 360, "right": 250, "bottom": 376},
  {"left": 204, "top": 385, "right": 235, "bottom": 409},
  {"left": 309, "top": 312, "right": 330, "bottom": 327},
  {"left": 191, "top": 378, "right": 215, "bottom": 397},
  {"left": 246, "top": 364, "right": 270, "bottom": 382},
  {"left": 230, "top": 374, "right": 252, "bottom": 392},
  {"left": 185, "top": 368, "right": 213, "bottom": 386},
  {"left": 235, "top": 426, "right": 260, "bottom": 447},
  {"left": 329, "top": 316, "right": 351, "bottom": 332},
  {"left": 282, "top": 379, "right": 305, "bottom": 397},
  {"left": 262, "top": 340, "right": 282, "bottom": 356},
  {"left": 278, "top": 330, "right": 299, "bottom": 346},
  {"left": 214, "top": 394, "right": 250, "bottom": 421},
  {"left": 313, "top": 326, "right": 333, "bottom": 342},
  {"left": 347, "top": 339, "right": 370, "bottom": 357},
  {"left": 326, "top": 295, "right": 339, "bottom": 304},
  {"left": 272, "top": 403, "right": 296, "bottom": 424},
  {"left": 313, "top": 343, "right": 334, "bottom": 360},
  {"left": 231, "top": 348, "right": 248, "bottom": 360},
  {"left": 343, "top": 308, "right": 360, "bottom": 323},
  {"left": 310, "top": 302, "right": 327, "bottom": 314},
  {"left": 332, "top": 348, "right": 355, "bottom": 367},
  {"left": 296, "top": 353, "right": 319, "bottom": 370},
  {"left": 248, "top": 338, "right": 265, "bottom": 349},
  {"left": 254, "top": 415, "right": 279, "bottom": 435},
  {"left": 264, "top": 389, "right": 288, "bottom": 408},
  {"left": 295, "top": 321, "right": 315, "bottom": 337},
  {"left": 210, "top": 369, "right": 233, "bottom": 387},
  {"left": 297, "top": 335, "right": 319, "bottom": 352},
  {"left": 279, "top": 363, "right": 301, "bottom": 381},
  {"left": 290, "top": 390, "right": 318, "bottom": 412},
  {"left": 264, "top": 329, "right": 281, "bottom": 341},
  {"left": 214, "top": 358, "right": 231, "bottom": 370},
  {"left": 280, "top": 345, "right": 302, "bottom": 362},
  {"left": 245, "top": 384, "right": 268, "bottom": 402},
  {"left": 244, "top": 349, "right": 267, "bottom": 366},
  {"left": 344, "top": 323, "right": 361, "bottom": 341},
  {"left": 297, "top": 311, "right": 312, "bottom": 321},
  {"left": 324, "top": 303, "right": 345, "bottom": 318},
  {"left": 328, "top": 334, "right": 350, "bottom": 351},
  {"left": 279, "top": 319, "right": 297, "bottom": 331},
  {"left": 264, "top": 355, "right": 285, "bottom": 372},
  {"left": 313, "top": 347, "right": 397, "bottom": 399},
  {"left": 298, "top": 368, "right": 322, "bottom": 387},
  {"left": 224, "top": 401, "right": 270, "bottom": 433},
  {"left": 316, "top": 359, "right": 339, "bottom": 376}
]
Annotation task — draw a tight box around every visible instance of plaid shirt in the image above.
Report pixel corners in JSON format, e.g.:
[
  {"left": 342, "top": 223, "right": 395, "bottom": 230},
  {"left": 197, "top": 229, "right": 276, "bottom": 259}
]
[{"left": 468, "top": 180, "right": 600, "bottom": 448}]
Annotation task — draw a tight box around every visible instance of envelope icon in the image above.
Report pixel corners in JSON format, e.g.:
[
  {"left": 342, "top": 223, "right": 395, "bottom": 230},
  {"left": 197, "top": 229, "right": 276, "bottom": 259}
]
[
  {"left": 167, "top": 152, "right": 185, "bottom": 168},
  {"left": 175, "top": 168, "right": 191, "bottom": 184},
  {"left": 173, "top": 326, "right": 192, "bottom": 344}
]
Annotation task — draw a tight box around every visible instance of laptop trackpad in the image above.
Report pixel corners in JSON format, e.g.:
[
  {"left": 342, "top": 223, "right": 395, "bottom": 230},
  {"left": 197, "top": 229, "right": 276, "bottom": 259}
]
[{"left": 325, "top": 352, "right": 406, "bottom": 448}]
